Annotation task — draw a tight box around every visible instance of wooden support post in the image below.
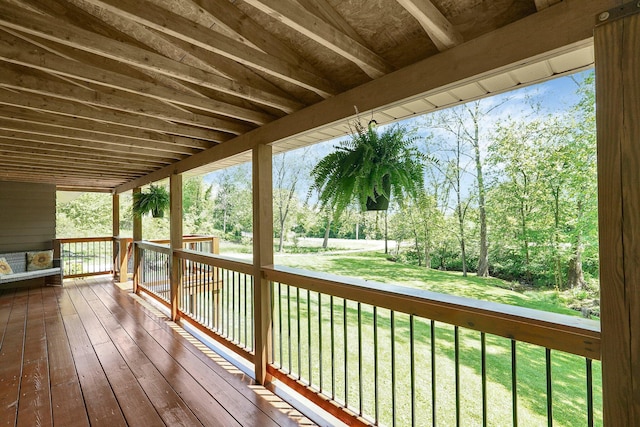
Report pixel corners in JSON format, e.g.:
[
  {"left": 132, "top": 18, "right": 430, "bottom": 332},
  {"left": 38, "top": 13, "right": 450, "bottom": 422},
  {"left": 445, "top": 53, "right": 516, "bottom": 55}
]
[
  {"left": 170, "top": 174, "right": 183, "bottom": 321},
  {"left": 211, "top": 236, "right": 219, "bottom": 254},
  {"left": 253, "top": 143, "right": 274, "bottom": 385},
  {"left": 118, "top": 238, "right": 129, "bottom": 284},
  {"left": 595, "top": 3, "right": 640, "bottom": 424},
  {"left": 49, "top": 238, "right": 63, "bottom": 286},
  {"left": 112, "top": 193, "right": 120, "bottom": 281},
  {"left": 133, "top": 187, "right": 142, "bottom": 294}
]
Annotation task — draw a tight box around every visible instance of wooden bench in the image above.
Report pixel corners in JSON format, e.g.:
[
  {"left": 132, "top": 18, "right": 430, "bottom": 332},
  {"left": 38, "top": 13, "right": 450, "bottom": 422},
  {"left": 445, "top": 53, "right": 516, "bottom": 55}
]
[{"left": 0, "top": 251, "right": 62, "bottom": 285}]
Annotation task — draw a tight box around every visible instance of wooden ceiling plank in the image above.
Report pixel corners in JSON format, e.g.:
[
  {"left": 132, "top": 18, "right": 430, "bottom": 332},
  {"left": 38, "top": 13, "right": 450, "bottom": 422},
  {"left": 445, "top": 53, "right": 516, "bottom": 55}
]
[
  {"left": 0, "top": 86, "right": 226, "bottom": 142},
  {"left": 296, "top": 0, "right": 368, "bottom": 46},
  {"left": 0, "top": 3, "right": 303, "bottom": 113},
  {"left": 190, "top": 0, "right": 322, "bottom": 75},
  {"left": 0, "top": 135, "right": 179, "bottom": 165},
  {"left": 115, "top": 0, "right": 615, "bottom": 194},
  {"left": 0, "top": 123, "right": 194, "bottom": 164},
  {"left": 241, "top": 0, "right": 393, "bottom": 79},
  {"left": 0, "top": 173, "right": 123, "bottom": 189},
  {"left": 60, "top": 0, "right": 291, "bottom": 104},
  {"left": 395, "top": 0, "right": 463, "bottom": 50},
  {"left": 534, "top": 0, "right": 562, "bottom": 11},
  {"left": 76, "top": 0, "right": 337, "bottom": 97},
  {"left": 0, "top": 32, "right": 275, "bottom": 125},
  {"left": 0, "top": 175, "right": 127, "bottom": 189},
  {"left": 150, "top": 31, "right": 309, "bottom": 103},
  {"left": 0, "top": 161, "right": 139, "bottom": 179},
  {"left": 0, "top": 146, "right": 160, "bottom": 172},
  {"left": 0, "top": 68, "right": 253, "bottom": 135},
  {"left": 0, "top": 106, "right": 212, "bottom": 149}
]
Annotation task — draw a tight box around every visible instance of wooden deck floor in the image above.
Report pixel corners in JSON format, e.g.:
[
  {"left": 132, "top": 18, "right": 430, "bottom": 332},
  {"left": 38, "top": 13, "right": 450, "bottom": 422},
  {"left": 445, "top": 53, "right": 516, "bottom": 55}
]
[{"left": 0, "top": 276, "right": 315, "bottom": 427}]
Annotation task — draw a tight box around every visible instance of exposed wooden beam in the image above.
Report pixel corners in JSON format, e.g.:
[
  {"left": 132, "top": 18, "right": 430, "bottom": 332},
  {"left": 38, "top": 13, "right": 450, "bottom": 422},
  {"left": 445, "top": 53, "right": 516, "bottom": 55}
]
[
  {"left": 534, "top": 0, "right": 563, "bottom": 11},
  {"left": 0, "top": 118, "right": 200, "bottom": 157},
  {"left": 0, "top": 134, "right": 181, "bottom": 163},
  {"left": 395, "top": 0, "right": 463, "bottom": 50},
  {"left": 53, "top": 0, "right": 297, "bottom": 108},
  {"left": 0, "top": 34, "right": 274, "bottom": 125},
  {"left": 0, "top": 3, "right": 303, "bottom": 113},
  {"left": 0, "top": 150, "right": 152, "bottom": 178},
  {"left": 0, "top": 68, "right": 253, "bottom": 135},
  {"left": 0, "top": 172, "right": 123, "bottom": 189},
  {"left": 68, "top": 0, "right": 338, "bottom": 97},
  {"left": 191, "top": 0, "right": 322, "bottom": 75},
  {"left": 0, "top": 106, "right": 211, "bottom": 149},
  {"left": 0, "top": 88, "right": 226, "bottom": 142},
  {"left": 116, "top": 0, "right": 616, "bottom": 194},
  {"left": 296, "top": 0, "right": 368, "bottom": 46},
  {"left": 0, "top": 162, "right": 139, "bottom": 179},
  {"left": 241, "top": 0, "right": 392, "bottom": 79}
]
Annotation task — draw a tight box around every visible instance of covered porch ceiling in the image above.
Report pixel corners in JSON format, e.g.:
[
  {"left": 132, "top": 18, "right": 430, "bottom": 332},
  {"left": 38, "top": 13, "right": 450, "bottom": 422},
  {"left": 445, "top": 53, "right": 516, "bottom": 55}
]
[{"left": 0, "top": 0, "right": 612, "bottom": 192}]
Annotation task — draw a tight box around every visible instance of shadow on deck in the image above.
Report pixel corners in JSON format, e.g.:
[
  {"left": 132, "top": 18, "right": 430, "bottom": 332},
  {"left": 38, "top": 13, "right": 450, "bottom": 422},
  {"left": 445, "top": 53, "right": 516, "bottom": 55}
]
[{"left": 0, "top": 275, "right": 315, "bottom": 427}]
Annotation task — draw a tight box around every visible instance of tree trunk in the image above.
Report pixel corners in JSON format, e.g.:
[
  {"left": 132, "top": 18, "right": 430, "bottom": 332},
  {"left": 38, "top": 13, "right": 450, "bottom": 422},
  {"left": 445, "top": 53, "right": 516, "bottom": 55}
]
[
  {"left": 553, "top": 187, "right": 563, "bottom": 290},
  {"left": 472, "top": 111, "right": 489, "bottom": 277},
  {"left": 322, "top": 217, "right": 331, "bottom": 249},
  {"left": 520, "top": 199, "right": 531, "bottom": 284},
  {"left": 278, "top": 217, "right": 285, "bottom": 252},
  {"left": 384, "top": 210, "right": 388, "bottom": 254},
  {"left": 424, "top": 227, "right": 431, "bottom": 269},
  {"left": 567, "top": 244, "right": 586, "bottom": 289},
  {"left": 567, "top": 200, "right": 586, "bottom": 289},
  {"left": 457, "top": 204, "right": 467, "bottom": 276}
]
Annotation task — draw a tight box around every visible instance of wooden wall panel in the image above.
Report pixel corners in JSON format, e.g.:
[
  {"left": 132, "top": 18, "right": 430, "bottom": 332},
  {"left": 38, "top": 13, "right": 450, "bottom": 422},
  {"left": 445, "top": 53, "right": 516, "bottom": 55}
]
[{"left": 0, "top": 181, "right": 56, "bottom": 253}]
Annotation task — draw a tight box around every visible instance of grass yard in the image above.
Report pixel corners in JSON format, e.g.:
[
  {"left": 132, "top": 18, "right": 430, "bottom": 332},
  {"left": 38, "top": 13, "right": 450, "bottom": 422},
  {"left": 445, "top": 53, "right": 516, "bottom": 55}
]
[{"left": 268, "top": 251, "right": 602, "bottom": 426}]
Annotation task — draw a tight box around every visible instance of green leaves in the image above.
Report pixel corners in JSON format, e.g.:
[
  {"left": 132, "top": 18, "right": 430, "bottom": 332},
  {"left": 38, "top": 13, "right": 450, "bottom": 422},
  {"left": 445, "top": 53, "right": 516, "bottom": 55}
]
[
  {"left": 132, "top": 184, "right": 170, "bottom": 218},
  {"left": 310, "top": 121, "right": 426, "bottom": 219}
]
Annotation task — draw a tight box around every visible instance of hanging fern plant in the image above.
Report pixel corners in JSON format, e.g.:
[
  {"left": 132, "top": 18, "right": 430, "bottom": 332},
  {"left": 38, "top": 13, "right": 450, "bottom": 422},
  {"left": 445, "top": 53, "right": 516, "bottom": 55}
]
[
  {"left": 310, "top": 119, "right": 426, "bottom": 219},
  {"left": 132, "top": 184, "right": 170, "bottom": 218}
]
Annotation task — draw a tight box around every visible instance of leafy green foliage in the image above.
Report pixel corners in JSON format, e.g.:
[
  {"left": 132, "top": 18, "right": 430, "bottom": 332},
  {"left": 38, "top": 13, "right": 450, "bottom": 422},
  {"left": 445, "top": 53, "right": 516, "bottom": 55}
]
[
  {"left": 310, "top": 121, "right": 426, "bottom": 219},
  {"left": 132, "top": 184, "right": 170, "bottom": 218}
]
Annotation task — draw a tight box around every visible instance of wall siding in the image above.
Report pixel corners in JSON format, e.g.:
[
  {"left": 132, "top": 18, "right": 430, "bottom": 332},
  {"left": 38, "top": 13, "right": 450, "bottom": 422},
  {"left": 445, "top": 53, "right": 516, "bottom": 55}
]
[{"left": 0, "top": 181, "right": 56, "bottom": 253}]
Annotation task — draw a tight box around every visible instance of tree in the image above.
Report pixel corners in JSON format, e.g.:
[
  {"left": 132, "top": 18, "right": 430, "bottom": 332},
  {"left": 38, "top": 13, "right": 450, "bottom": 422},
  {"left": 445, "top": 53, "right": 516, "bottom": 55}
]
[
  {"left": 210, "top": 164, "right": 252, "bottom": 237},
  {"left": 426, "top": 100, "right": 508, "bottom": 277},
  {"left": 425, "top": 121, "right": 473, "bottom": 276},
  {"left": 273, "top": 149, "right": 311, "bottom": 252},
  {"left": 488, "top": 119, "right": 549, "bottom": 284}
]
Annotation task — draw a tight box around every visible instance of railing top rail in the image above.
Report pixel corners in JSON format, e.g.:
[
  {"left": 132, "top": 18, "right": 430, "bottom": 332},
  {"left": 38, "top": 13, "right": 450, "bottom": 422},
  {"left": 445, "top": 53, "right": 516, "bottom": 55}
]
[
  {"left": 56, "top": 236, "right": 113, "bottom": 243},
  {"left": 151, "top": 235, "right": 218, "bottom": 244},
  {"left": 135, "top": 241, "right": 172, "bottom": 255},
  {"left": 174, "top": 248, "right": 253, "bottom": 275},
  {"left": 263, "top": 265, "right": 601, "bottom": 360}
]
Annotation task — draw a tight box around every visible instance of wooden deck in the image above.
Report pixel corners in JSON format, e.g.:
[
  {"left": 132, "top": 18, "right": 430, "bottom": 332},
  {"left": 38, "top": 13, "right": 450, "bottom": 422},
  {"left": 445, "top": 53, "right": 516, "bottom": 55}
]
[{"left": 0, "top": 276, "right": 315, "bottom": 427}]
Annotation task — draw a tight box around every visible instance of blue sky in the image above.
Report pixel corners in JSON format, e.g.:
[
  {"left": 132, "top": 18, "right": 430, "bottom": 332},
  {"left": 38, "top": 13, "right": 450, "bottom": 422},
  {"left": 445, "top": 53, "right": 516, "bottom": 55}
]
[{"left": 204, "top": 68, "right": 594, "bottom": 187}]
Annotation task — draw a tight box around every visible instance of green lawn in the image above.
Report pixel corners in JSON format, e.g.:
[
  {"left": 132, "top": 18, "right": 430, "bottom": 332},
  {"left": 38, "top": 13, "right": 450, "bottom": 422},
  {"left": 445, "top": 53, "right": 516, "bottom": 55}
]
[{"left": 269, "top": 251, "right": 602, "bottom": 426}]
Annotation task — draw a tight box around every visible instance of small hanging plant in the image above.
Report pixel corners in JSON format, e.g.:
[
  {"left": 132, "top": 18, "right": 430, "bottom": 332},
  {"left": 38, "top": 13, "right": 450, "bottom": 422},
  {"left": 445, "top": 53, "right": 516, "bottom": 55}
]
[
  {"left": 132, "top": 184, "right": 170, "bottom": 218},
  {"left": 310, "top": 117, "right": 426, "bottom": 218}
]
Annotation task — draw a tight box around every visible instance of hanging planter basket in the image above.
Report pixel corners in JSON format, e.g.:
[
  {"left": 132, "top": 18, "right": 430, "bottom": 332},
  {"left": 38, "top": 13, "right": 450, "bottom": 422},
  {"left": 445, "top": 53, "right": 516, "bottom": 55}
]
[
  {"left": 151, "top": 207, "right": 165, "bottom": 218},
  {"left": 132, "top": 184, "right": 170, "bottom": 218},
  {"left": 366, "top": 175, "right": 391, "bottom": 211}
]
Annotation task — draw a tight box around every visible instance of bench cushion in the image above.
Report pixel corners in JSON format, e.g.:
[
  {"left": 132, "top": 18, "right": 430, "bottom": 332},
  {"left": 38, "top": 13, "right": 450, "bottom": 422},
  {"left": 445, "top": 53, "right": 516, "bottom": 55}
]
[
  {"left": 0, "top": 258, "right": 13, "bottom": 275},
  {"left": 0, "top": 251, "right": 62, "bottom": 285},
  {"left": 27, "top": 250, "right": 54, "bottom": 271}
]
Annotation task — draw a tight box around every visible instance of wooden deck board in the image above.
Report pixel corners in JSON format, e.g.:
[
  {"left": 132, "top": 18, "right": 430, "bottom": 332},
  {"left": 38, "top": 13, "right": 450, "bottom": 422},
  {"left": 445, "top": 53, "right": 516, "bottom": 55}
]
[{"left": 0, "top": 276, "right": 315, "bottom": 427}]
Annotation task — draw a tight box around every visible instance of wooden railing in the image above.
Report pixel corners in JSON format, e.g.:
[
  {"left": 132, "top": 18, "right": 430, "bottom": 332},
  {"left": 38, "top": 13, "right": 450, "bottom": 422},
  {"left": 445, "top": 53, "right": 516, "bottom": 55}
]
[
  {"left": 130, "top": 242, "right": 602, "bottom": 427},
  {"left": 113, "top": 235, "right": 218, "bottom": 283},
  {"left": 263, "top": 266, "right": 601, "bottom": 427},
  {"left": 55, "top": 236, "right": 114, "bottom": 278}
]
